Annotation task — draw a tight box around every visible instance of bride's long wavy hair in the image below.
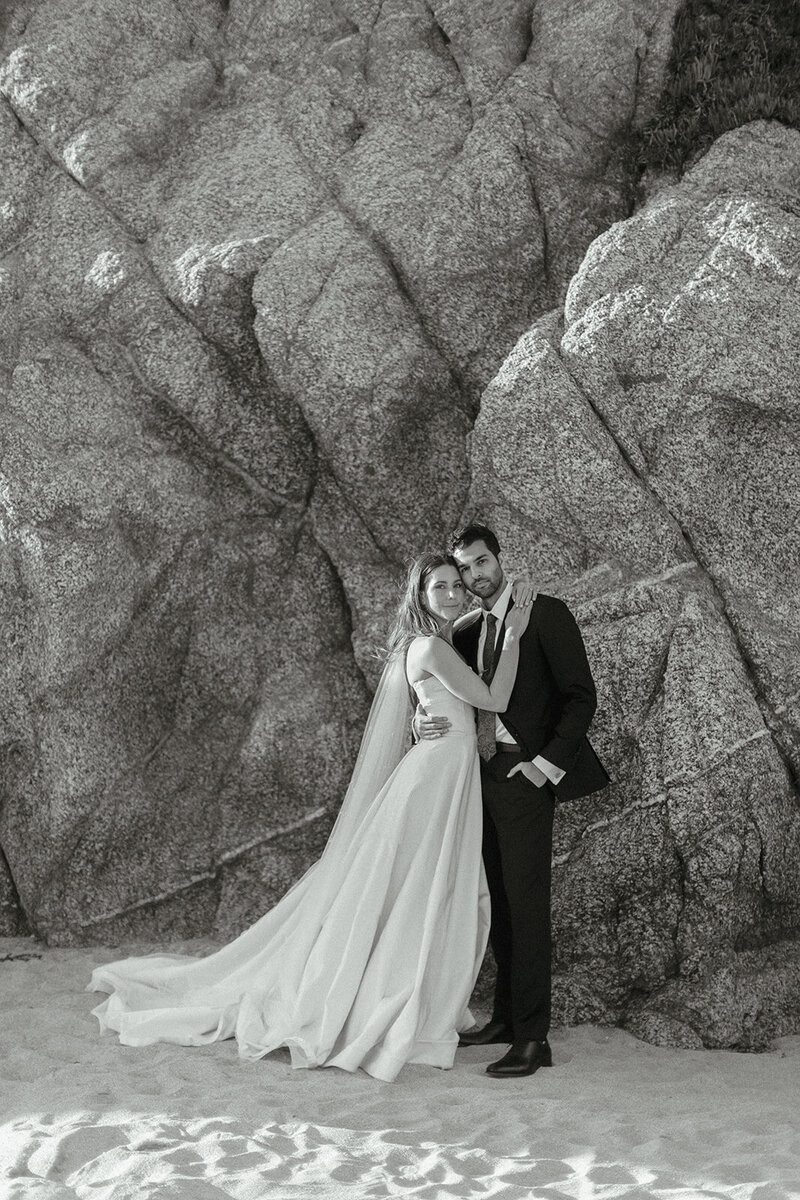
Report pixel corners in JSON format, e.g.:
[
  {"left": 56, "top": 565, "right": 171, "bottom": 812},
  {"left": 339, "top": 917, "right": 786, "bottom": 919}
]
[{"left": 384, "top": 551, "right": 460, "bottom": 659}]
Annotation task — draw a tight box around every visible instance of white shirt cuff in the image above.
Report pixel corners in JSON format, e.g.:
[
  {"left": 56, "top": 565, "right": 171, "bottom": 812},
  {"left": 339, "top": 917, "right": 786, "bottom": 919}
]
[{"left": 533, "top": 755, "right": 565, "bottom": 786}]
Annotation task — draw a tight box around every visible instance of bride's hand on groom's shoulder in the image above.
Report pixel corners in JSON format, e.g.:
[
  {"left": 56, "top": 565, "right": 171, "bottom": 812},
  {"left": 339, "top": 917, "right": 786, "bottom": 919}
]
[{"left": 511, "top": 577, "right": 538, "bottom": 607}]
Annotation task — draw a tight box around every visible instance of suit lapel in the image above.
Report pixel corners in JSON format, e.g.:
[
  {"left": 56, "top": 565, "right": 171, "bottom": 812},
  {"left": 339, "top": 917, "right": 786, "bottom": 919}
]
[
  {"left": 456, "top": 612, "right": 482, "bottom": 670},
  {"left": 491, "top": 595, "right": 514, "bottom": 674}
]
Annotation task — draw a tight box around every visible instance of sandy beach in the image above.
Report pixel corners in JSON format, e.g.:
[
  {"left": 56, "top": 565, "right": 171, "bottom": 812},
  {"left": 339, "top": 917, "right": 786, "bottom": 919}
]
[{"left": 1, "top": 937, "right": 798, "bottom": 1199}]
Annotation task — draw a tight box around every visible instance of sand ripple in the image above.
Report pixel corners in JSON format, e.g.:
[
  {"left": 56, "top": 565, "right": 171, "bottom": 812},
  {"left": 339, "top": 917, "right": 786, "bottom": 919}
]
[{"left": 1, "top": 941, "right": 799, "bottom": 1199}]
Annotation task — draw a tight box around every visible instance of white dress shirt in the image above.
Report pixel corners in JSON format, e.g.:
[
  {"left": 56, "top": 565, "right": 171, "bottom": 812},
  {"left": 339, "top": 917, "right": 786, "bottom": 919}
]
[{"left": 477, "top": 583, "right": 565, "bottom": 786}]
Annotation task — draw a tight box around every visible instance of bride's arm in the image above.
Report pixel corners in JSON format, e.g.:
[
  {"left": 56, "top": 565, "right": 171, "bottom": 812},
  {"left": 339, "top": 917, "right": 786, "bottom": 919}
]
[
  {"left": 412, "top": 607, "right": 530, "bottom": 711},
  {"left": 453, "top": 610, "right": 479, "bottom": 632}
]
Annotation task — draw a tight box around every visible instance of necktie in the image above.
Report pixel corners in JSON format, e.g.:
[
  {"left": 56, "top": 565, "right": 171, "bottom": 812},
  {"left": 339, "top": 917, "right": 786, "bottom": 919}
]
[{"left": 476, "top": 613, "right": 498, "bottom": 761}]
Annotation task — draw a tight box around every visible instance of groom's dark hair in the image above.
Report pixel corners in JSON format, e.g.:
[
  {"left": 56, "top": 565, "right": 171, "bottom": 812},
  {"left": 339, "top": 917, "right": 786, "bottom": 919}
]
[{"left": 449, "top": 523, "right": 501, "bottom": 558}]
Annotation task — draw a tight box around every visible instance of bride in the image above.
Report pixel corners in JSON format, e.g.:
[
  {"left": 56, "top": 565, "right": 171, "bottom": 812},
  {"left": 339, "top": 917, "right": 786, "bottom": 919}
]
[{"left": 89, "top": 552, "right": 532, "bottom": 1081}]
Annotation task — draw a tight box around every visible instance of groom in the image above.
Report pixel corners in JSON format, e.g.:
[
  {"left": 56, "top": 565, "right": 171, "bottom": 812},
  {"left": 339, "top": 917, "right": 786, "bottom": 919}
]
[{"left": 417, "top": 524, "right": 609, "bottom": 1077}]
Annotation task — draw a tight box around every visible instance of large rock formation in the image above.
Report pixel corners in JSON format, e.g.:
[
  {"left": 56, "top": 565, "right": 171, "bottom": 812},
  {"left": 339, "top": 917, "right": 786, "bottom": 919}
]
[
  {"left": 0, "top": 0, "right": 677, "bottom": 941},
  {"left": 470, "top": 120, "right": 800, "bottom": 1047},
  {"left": 1, "top": 0, "right": 798, "bottom": 1049}
]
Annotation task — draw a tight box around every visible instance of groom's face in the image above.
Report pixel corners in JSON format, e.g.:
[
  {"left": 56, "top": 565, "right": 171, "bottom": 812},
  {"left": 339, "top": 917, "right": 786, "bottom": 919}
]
[{"left": 452, "top": 540, "right": 505, "bottom": 607}]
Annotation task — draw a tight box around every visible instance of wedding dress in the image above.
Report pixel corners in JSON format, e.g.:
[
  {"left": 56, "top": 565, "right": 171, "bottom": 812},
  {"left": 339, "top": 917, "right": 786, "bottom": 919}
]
[{"left": 89, "top": 655, "right": 490, "bottom": 1082}]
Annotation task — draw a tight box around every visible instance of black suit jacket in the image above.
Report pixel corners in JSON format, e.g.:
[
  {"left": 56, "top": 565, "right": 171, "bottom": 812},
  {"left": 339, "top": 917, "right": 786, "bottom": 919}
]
[{"left": 454, "top": 593, "right": 610, "bottom": 802}]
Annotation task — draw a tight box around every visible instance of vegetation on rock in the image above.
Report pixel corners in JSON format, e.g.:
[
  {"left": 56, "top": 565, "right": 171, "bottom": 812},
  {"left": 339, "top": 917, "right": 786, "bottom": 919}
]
[{"left": 641, "top": 0, "right": 800, "bottom": 171}]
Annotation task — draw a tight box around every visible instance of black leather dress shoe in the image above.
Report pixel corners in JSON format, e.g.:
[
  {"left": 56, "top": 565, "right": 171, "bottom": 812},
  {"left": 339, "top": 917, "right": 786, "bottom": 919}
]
[
  {"left": 485, "top": 1038, "right": 553, "bottom": 1077},
  {"left": 458, "top": 1018, "right": 514, "bottom": 1047}
]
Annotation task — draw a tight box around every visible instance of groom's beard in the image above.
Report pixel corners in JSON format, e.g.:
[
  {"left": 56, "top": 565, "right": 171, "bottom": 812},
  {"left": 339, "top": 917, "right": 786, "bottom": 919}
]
[{"left": 471, "top": 573, "right": 505, "bottom": 608}]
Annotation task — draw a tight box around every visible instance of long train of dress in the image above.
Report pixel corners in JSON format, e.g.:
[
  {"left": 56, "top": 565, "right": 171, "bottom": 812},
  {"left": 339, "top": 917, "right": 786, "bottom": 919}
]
[{"left": 89, "top": 675, "right": 490, "bottom": 1082}]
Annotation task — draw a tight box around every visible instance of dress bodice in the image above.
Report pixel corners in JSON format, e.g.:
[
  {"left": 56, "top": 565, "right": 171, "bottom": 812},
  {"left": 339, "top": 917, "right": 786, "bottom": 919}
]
[{"left": 411, "top": 676, "right": 476, "bottom": 739}]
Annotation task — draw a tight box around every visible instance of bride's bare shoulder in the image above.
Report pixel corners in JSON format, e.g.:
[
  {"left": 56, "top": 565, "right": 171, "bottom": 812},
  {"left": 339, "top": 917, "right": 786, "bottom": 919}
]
[
  {"left": 406, "top": 635, "right": 441, "bottom": 684},
  {"left": 407, "top": 634, "right": 437, "bottom": 663},
  {"left": 407, "top": 634, "right": 456, "bottom": 666}
]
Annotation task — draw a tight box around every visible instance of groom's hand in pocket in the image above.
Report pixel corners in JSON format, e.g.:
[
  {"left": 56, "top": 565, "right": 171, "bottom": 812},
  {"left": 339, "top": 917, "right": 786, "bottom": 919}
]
[
  {"left": 507, "top": 760, "right": 548, "bottom": 788},
  {"left": 413, "top": 712, "right": 451, "bottom": 741}
]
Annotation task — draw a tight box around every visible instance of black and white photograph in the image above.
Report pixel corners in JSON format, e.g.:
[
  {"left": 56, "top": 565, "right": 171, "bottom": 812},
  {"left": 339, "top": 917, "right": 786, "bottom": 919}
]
[{"left": 1, "top": 0, "right": 799, "bottom": 1196}]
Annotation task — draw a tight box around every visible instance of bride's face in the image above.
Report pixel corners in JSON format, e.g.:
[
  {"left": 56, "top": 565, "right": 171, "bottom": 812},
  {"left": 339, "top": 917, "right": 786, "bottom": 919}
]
[{"left": 422, "top": 565, "right": 467, "bottom": 623}]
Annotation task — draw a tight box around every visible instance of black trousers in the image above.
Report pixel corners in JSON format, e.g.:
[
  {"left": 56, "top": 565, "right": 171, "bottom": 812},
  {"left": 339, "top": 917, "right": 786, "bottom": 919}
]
[{"left": 480, "top": 749, "right": 555, "bottom": 1041}]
